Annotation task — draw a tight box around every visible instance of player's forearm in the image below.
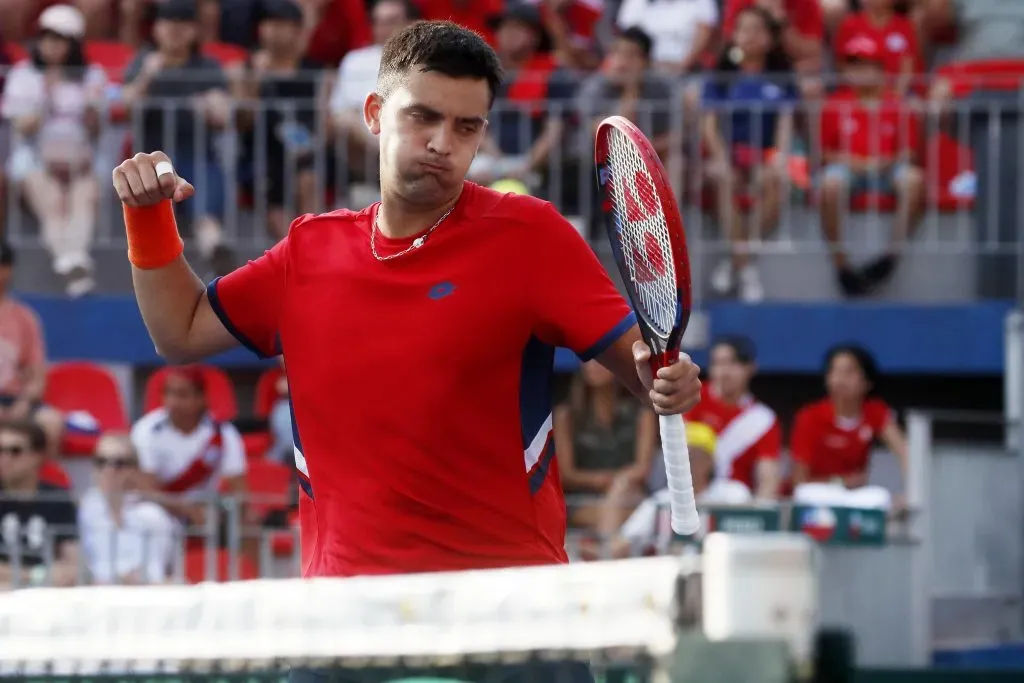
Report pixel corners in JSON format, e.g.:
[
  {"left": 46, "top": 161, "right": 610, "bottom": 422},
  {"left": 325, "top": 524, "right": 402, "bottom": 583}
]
[{"left": 132, "top": 257, "right": 210, "bottom": 363}]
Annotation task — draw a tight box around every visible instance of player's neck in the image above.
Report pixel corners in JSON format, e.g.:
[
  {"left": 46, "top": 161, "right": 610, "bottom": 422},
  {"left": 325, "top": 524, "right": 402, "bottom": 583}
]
[
  {"left": 831, "top": 397, "right": 862, "bottom": 419},
  {"left": 378, "top": 190, "right": 462, "bottom": 240}
]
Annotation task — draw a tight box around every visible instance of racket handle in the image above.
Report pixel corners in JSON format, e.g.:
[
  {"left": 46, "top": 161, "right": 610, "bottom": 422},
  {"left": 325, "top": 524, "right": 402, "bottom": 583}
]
[{"left": 659, "top": 414, "right": 700, "bottom": 535}]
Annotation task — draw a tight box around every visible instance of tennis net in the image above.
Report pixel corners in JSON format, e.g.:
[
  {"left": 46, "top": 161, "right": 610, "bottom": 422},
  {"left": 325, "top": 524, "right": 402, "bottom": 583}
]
[{"left": 0, "top": 534, "right": 819, "bottom": 683}]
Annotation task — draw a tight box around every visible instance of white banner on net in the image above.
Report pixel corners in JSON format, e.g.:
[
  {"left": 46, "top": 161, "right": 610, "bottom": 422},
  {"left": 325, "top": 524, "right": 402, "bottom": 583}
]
[{"left": 0, "top": 555, "right": 693, "bottom": 674}]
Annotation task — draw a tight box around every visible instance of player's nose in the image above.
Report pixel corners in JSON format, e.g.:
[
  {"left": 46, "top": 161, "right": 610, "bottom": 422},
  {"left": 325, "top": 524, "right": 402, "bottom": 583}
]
[{"left": 426, "top": 124, "right": 454, "bottom": 156}]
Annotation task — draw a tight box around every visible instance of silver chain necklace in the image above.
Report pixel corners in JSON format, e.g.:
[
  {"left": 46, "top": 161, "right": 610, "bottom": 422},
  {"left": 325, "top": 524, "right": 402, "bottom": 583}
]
[{"left": 370, "top": 206, "right": 455, "bottom": 262}]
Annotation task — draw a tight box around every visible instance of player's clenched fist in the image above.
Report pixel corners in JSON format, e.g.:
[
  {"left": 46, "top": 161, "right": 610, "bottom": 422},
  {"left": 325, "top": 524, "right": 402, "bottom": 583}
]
[{"left": 112, "top": 151, "right": 195, "bottom": 207}]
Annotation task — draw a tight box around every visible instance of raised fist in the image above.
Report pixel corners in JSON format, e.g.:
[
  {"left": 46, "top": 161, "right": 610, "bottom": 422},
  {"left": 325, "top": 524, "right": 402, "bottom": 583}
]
[{"left": 112, "top": 151, "right": 195, "bottom": 208}]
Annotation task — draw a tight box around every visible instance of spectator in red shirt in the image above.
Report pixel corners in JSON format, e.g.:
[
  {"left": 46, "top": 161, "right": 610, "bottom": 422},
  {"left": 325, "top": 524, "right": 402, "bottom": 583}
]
[
  {"left": 414, "top": 0, "right": 503, "bottom": 44},
  {"left": 834, "top": 0, "right": 922, "bottom": 96},
  {"left": 300, "top": 0, "right": 371, "bottom": 67},
  {"left": 791, "top": 345, "right": 907, "bottom": 490},
  {"left": 818, "top": 36, "right": 924, "bottom": 297},
  {"left": 723, "top": 0, "right": 824, "bottom": 73},
  {"left": 532, "top": 0, "right": 602, "bottom": 71}
]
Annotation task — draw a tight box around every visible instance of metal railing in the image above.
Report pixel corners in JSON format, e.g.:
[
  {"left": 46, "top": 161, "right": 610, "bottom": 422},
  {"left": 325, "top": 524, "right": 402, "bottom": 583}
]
[{"left": 2, "top": 70, "right": 1022, "bottom": 300}]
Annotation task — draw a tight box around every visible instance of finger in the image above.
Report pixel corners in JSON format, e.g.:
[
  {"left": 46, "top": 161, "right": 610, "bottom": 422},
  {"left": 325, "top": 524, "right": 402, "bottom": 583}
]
[
  {"left": 173, "top": 179, "right": 195, "bottom": 203},
  {"left": 137, "top": 158, "right": 164, "bottom": 201},
  {"left": 652, "top": 378, "right": 685, "bottom": 395},
  {"left": 112, "top": 167, "right": 138, "bottom": 207},
  {"left": 153, "top": 158, "right": 177, "bottom": 198},
  {"left": 656, "top": 356, "right": 699, "bottom": 380},
  {"left": 649, "top": 390, "right": 676, "bottom": 411},
  {"left": 121, "top": 160, "right": 149, "bottom": 201}
]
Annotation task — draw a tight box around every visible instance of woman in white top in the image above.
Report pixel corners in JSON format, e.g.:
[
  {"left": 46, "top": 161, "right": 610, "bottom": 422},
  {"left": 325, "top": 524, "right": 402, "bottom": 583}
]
[
  {"left": 79, "top": 434, "right": 176, "bottom": 585},
  {"left": 616, "top": 0, "right": 719, "bottom": 76},
  {"left": 0, "top": 5, "right": 106, "bottom": 297}
]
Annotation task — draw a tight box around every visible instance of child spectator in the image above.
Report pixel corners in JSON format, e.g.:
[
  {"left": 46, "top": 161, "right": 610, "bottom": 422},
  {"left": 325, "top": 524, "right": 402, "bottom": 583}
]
[{"left": 818, "top": 36, "right": 924, "bottom": 297}]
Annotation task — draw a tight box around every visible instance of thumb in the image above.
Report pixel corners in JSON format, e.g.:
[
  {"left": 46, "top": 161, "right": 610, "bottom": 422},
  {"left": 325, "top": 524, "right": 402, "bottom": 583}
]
[{"left": 173, "top": 179, "right": 195, "bottom": 204}]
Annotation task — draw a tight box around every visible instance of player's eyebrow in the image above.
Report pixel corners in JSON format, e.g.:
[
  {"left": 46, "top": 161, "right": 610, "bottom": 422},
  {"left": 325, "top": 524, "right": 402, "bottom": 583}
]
[{"left": 402, "top": 103, "right": 486, "bottom": 127}]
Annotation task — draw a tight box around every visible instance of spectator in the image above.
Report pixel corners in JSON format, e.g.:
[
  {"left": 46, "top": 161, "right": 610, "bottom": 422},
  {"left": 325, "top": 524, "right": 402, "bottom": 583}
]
[
  {"left": 834, "top": 0, "right": 922, "bottom": 96},
  {"left": 577, "top": 27, "right": 675, "bottom": 160},
  {"left": 555, "top": 361, "right": 658, "bottom": 533},
  {"left": 530, "top": 0, "right": 603, "bottom": 71},
  {"left": 722, "top": 0, "right": 824, "bottom": 74},
  {"left": 121, "top": 0, "right": 234, "bottom": 277},
  {"left": 0, "top": 0, "right": 117, "bottom": 43},
  {"left": 268, "top": 358, "right": 293, "bottom": 464},
  {"left": 702, "top": 6, "right": 796, "bottom": 303},
  {"left": 234, "top": 0, "right": 329, "bottom": 241},
  {"left": 686, "top": 336, "right": 781, "bottom": 499},
  {"left": 0, "top": 420, "right": 79, "bottom": 589},
  {"left": 616, "top": 0, "right": 718, "bottom": 77},
  {"left": 590, "top": 422, "right": 752, "bottom": 559},
  {"left": 469, "top": 3, "right": 576, "bottom": 191},
  {"left": 329, "top": 0, "right": 416, "bottom": 196},
  {"left": 299, "top": 0, "right": 371, "bottom": 67},
  {"left": 414, "top": 0, "right": 503, "bottom": 45},
  {"left": 790, "top": 344, "right": 907, "bottom": 490},
  {"left": 1, "top": 5, "right": 105, "bottom": 297},
  {"left": 78, "top": 433, "right": 176, "bottom": 585},
  {"left": 818, "top": 36, "right": 924, "bottom": 297},
  {"left": 130, "top": 366, "right": 247, "bottom": 529},
  {"left": 0, "top": 244, "right": 66, "bottom": 463}
]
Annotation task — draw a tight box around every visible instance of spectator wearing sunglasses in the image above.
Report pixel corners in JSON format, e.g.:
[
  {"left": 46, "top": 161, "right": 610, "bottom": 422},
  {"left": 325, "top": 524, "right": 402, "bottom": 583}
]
[
  {"left": 0, "top": 420, "right": 79, "bottom": 589},
  {"left": 78, "top": 434, "right": 176, "bottom": 585}
]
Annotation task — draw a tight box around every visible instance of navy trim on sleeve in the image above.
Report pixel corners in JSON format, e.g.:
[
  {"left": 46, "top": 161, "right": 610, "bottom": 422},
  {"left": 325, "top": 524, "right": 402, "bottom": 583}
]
[
  {"left": 206, "top": 277, "right": 272, "bottom": 359},
  {"left": 578, "top": 310, "right": 637, "bottom": 362}
]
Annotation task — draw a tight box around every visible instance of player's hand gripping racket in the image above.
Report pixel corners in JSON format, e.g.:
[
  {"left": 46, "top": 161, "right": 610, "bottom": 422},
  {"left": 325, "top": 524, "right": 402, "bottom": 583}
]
[{"left": 594, "top": 116, "right": 699, "bottom": 536}]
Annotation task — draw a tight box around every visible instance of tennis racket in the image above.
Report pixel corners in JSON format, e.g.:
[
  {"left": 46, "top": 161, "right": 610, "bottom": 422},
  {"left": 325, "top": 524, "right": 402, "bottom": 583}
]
[{"left": 594, "top": 115, "right": 699, "bottom": 536}]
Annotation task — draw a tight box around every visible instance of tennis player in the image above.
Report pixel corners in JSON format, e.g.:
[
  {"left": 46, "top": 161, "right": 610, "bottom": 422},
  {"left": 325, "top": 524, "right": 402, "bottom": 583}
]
[{"left": 112, "top": 21, "right": 700, "bottom": 581}]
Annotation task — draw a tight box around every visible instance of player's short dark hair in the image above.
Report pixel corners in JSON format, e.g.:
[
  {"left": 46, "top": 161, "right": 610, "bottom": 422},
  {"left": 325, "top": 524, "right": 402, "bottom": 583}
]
[
  {"left": 712, "top": 335, "right": 757, "bottom": 365},
  {"left": 377, "top": 20, "right": 503, "bottom": 106},
  {"left": 825, "top": 343, "right": 880, "bottom": 387},
  {"left": 618, "top": 26, "right": 653, "bottom": 61},
  {"left": 0, "top": 420, "right": 48, "bottom": 454}
]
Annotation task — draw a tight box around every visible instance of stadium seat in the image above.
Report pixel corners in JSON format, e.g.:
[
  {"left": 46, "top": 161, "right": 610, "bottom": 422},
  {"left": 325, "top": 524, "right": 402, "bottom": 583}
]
[
  {"left": 184, "top": 547, "right": 259, "bottom": 583},
  {"left": 270, "top": 508, "right": 299, "bottom": 557},
  {"left": 241, "top": 366, "right": 286, "bottom": 459},
  {"left": 143, "top": 366, "right": 238, "bottom": 422},
  {"left": 924, "top": 132, "right": 976, "bottom": 212},
  {"left": 43, "top": 362, "right": 129, "bottom": 456},
  {"left": 243, "top": 458, "right": 293, "bottom": 523},
  {"left": 5, "top": 43, "right": 28, "bottom": 64},
  {"left": 84, "top": 41, "right": 134, "bottom": 83}
]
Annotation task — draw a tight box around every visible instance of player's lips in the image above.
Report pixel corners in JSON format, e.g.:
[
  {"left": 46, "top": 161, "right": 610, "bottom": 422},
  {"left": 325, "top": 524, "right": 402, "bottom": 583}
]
[{"left": 420, "top": 161, "right": 452, "bottom": 173}]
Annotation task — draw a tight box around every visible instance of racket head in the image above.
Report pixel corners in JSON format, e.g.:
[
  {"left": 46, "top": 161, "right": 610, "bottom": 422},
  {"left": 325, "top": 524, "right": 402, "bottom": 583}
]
[{"left": 594, "top": 116, "right": 692, "bottom": 365}]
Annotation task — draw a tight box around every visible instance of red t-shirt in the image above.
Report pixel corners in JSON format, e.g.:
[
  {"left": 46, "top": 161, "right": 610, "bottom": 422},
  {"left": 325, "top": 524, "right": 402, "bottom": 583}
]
[
  {"left": 415, "top": 0, "right": 504, "bottom": 44},
  {"left": 834, "top": 12, "right": 922, "bottom": 78},
  {"left": 530, "top": 0, "right": 602, "bottom": 50},
  {"left": 820, "top": 89, "right": 919, "bottom": 159},
  {"left": 722, "top": 0, "right": 823, "bottom": 40},
  {"left": 305, "top": 0, "right": 372, "bottom": 66},
  {"left": 790, "top": 398, "right": 893, "bottom": 480},
  {"left": 208, "top": 182, "right": 635, "bottom": 577},
  {"left": 686, "top": 385, "right": 780, "bottom": 490}
]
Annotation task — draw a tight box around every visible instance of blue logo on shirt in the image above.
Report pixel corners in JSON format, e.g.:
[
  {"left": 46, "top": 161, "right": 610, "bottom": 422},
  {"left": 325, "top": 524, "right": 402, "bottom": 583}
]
[{"left": 428, "top": 282, "right": 456, "bottom": 300}]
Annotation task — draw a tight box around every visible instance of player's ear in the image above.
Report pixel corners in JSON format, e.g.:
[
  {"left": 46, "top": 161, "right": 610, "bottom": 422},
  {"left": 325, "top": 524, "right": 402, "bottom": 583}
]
[{"left": 364, "top": 92, "right": 383, "bottom": 136}]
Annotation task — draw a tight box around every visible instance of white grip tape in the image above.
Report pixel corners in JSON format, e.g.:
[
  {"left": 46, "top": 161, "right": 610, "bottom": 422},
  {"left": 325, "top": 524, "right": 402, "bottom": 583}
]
[
  {"left": 659, "top": 414, "right": 700, "bottom": 535},
  {"left": 154, "top": 161, "right": 175, "bottom": 178}
]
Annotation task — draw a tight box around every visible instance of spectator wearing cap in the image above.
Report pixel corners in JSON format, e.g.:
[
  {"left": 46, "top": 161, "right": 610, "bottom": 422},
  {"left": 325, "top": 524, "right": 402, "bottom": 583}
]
[
  {"left": 0, "top": 245, "right": 66, "bottom": 463},
  {"left": 129, "top": 367, "right": 247, "bottom": 528},
  {"left": 233, "top": 0, "right": 329, "bottom": 241},
  {"left": 834, "top": 0, "right": 922, "bottom": 96},
  {"left": 616, "top": 0, "right": 719, "bottom": 78},
  {"left": 818, "top": 35, "right": 924, "bottom": 297},
  {"left": 468, "top": 3, "right": 576, "bottom": 194},
  {"left": 577, "top": 28, "right": 675, "bottom": 160},
  {"left": 0, "top": 4, "right": 106, "bottom": 297},
  {"left": 722, "top": 0, "right": 824, "bottom": 74},
  {"left": 329, "top": 0, "right": 417, "bottom": 200},
  {"left": 701, "top": 6, "right": 797, "bottom": 303},
  {"left": 121, "top": 0, "right": 234, "bottom": 277},
  {"left": 0, "top": 0, "right": 114, "bottom": 43},
  {"left": 78, "top": 433, "right": 176, "bottom": 585}
]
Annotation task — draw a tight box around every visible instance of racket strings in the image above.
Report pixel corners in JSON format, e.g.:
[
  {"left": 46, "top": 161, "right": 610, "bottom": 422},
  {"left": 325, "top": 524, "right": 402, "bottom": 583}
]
[{"left": 606, "top": 129, "right": 678, "bottom": 337}]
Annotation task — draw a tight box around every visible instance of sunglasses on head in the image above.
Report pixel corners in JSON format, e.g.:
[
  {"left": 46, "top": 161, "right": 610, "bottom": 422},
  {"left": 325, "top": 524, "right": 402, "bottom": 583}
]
[
  {"left": 94, "top": 457, "right": 136, "bottom": 470},
  {"left": 0, "top": 445, "right": 28, "bottom": 457}
]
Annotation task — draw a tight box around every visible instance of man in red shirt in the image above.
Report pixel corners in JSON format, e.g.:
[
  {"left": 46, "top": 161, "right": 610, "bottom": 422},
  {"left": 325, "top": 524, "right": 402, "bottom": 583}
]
[
  {"left": 818, "top": 36, "right": 924, "bottom": 297},
  {"left": 113, "top": 21, "right": 701, "bottom": 584},
  {"left": 686, "top": 336, "right": 780, "bottom": 499},
  {"left": 833, "top": 0, "right": 922, "bottom": 96}
]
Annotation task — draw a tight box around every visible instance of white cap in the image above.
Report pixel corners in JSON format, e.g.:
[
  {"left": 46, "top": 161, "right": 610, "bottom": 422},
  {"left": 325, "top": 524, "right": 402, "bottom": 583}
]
[{"left": 39, "top": 4, "right": 86, "bottom": 40}]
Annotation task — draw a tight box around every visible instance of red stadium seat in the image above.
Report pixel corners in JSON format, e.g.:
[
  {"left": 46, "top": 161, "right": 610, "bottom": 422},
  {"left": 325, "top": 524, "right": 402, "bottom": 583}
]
[
  {"left": 270, "top": 508, "right": 299, "bottom": 557},
  {"left": 254, "top": 366, "right": 284, "bottom": 418},
  {"left": 243, "top": 458, "right": 292, "bottom": 522},
  {"left": 143, "top": 366, "right": 238, "bottom": 422},
  {"left": 43, "top": 362, "right": 129, "bottom": 456},
  {"left": 924, "top": 132, "right": 976, "bottom": 212},
  {"left": 5, "top": 43, "right": 28, "bottom": 64},
  {"left": 84, "top": 41, "right": 135, "bottom": 83},
  {"left": 184, "top": 547, "right": 259, "bottom": 583},
  {"left": 202, "top": 42, "right": 248, "bottom": 67}
]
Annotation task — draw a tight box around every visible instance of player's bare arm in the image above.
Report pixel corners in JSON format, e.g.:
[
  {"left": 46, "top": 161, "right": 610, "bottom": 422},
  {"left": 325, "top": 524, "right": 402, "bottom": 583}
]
[
  {"left": 596, "top": 324, "right": 701, "bottom": 416},
  {"left": 113, "top": 151, "right": 239, "bottom": 363}
]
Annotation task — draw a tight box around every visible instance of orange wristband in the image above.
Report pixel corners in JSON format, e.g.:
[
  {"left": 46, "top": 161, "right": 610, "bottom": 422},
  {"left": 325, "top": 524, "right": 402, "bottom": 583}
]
[{"left": 124, "top": 200, "right": 185, "bottom": 269}]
